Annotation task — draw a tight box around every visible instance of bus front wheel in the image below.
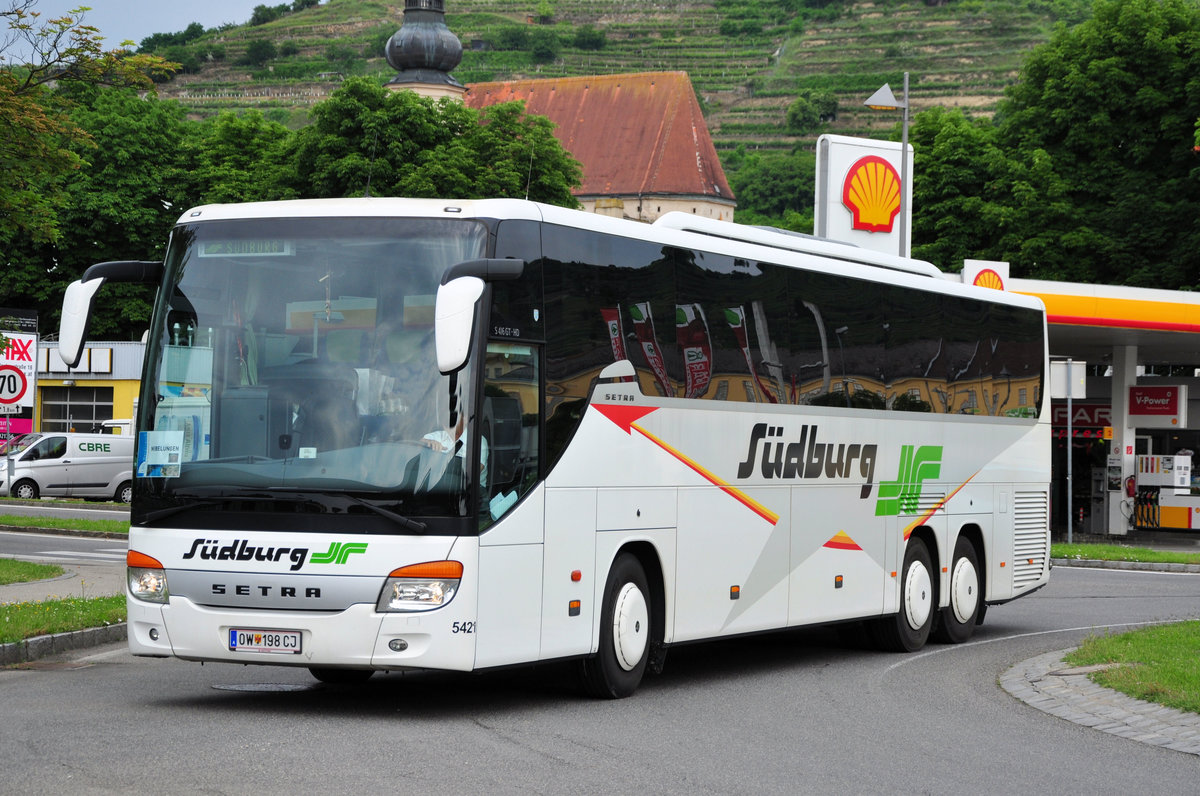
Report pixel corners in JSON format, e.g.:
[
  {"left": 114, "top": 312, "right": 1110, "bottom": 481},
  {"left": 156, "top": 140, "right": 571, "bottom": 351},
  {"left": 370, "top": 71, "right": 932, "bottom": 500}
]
[
  {"left": 580, "top": 553, "right": 651, "bottom": 699},
  {"left": 873, "top": 537, "right": 934, "bottom": 652}
]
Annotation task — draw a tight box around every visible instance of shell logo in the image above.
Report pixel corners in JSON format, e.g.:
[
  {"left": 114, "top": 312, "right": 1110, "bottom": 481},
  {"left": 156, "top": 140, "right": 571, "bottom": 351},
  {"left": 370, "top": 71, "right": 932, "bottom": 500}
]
[
  {"left": 842, "top": 155, "right": 901, "bottom": 233},
  {"left": 972, "top": 268, "right": 1005, "bottom": 291}
]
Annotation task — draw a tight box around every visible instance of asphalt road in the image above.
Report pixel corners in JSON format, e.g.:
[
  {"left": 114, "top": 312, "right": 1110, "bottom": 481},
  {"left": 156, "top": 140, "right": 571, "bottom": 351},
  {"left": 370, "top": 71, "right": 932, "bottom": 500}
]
[
  {"left": 0, "top": 529, "right": 126, "bottom": 567},
  {"left": 2, "top": 565, "right": 1199, "bottom": 793}
]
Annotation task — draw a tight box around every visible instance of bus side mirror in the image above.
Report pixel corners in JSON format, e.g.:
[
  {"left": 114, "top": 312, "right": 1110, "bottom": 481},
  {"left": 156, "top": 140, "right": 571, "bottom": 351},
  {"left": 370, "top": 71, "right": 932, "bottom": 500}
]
[
  {"left": 59, "top": 278, "right": 106, "bottom": 369},
  {"left": 435, "top": 276, "right": 485, "bottom": 374},
  {"left": 59, "top": 260, "right": 162, "bottom": 368},
  {"left": 434, "top": 259, "right": 525, "bottom": 374}
]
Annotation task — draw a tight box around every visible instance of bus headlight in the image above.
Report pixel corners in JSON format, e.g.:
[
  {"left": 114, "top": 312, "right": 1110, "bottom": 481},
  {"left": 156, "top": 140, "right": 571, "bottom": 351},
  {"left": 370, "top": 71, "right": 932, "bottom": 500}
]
[
  {"left": 377, "top": 561, "right": 463, "bottom": 613},
  {"left": 127, "top": 550, "right": 169, "bottom": 604}
]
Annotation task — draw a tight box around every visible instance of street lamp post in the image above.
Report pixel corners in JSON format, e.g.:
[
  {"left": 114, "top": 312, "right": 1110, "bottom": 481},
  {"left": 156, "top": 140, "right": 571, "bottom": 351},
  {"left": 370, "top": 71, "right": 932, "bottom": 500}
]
[{"left": 864, "top": 72, "right": 910, "bottom": 257}]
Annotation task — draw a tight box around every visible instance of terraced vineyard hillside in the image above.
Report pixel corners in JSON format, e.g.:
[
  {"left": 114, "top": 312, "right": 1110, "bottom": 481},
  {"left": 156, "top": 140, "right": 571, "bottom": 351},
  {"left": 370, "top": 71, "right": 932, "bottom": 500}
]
[{"left": 150, "top": 0, "right": 1091, "bottom": 153}]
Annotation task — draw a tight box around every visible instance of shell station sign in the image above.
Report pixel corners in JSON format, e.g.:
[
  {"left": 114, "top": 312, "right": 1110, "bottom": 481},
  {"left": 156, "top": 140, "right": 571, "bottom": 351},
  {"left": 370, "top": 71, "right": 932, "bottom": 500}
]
[{"left": 815, "top": 134, "right": 913, "bottom": 258}]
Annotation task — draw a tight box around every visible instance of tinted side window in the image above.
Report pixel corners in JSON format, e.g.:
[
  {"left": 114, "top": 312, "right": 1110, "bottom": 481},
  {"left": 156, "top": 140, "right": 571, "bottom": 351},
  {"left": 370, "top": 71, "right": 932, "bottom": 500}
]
[
  {"left": 543, "top": 225, "right": 676, "bottom": 465},
  {"left": 677, "top": 254, "right": 791, "bottom": 403},
  {"left": 490, "top": 220, "right": 544, "bottom": 342},
  {"left": 787, "top": 269, "right": 887, "bottom": 409}
]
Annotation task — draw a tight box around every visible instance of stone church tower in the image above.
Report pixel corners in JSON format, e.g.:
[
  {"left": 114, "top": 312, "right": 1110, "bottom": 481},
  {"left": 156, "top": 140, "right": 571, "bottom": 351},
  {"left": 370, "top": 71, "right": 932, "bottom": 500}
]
[{"left": 384, "top": 0, "right": 465, "bottom": 100}]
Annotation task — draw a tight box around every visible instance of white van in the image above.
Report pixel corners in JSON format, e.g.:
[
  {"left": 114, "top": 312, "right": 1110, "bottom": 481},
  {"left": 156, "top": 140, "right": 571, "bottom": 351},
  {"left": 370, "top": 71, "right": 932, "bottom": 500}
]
[{"left": 1, "top": 432, "right": 135, "bottom": 503}]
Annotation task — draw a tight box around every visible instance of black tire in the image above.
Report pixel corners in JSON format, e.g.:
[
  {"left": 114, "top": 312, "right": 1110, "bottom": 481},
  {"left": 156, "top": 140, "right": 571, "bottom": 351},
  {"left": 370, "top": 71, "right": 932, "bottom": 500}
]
[
  {"left": 12, "top": 479, "right": 38, "bottom": 501},
  {"left": 115, "top": 481, "right": 133, "bottom": 504},
  {"left": 309, "top": 667, "right": 374, "bottom": 684},
  {"left": 872, "top": 536, "right": 934, "bottom": 652},
  {"left": 932, "top": 535, "right": 981, "bottom": 644},
  {"left": 580, "top": 553, "right": 652, "bottom": 699}
]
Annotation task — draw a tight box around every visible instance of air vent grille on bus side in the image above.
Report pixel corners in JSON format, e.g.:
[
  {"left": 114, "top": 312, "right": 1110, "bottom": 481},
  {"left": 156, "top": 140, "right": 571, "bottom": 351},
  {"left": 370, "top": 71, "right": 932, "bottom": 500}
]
[
  {"left": 1012, "top": 490, "right": 1050, "bottom": 589},
  {"left": 914, "top": 493, "right": 946, "bottom": 516}
]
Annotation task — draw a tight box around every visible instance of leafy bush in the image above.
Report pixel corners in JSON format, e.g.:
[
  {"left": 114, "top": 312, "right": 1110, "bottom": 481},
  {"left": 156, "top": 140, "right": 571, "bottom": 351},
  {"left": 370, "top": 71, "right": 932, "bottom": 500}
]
[
  {"left": 492, "top": 26, "right": 529, "bottom": 50},
  {"left": 573, "top": 24, "right": 606, "bottom": 51},
  {"left": 530, "top": 28, "right": 560, "bottom": 63},
  {"left": 163, "top": 45, "right": 202, "bottom": 74},
  {"left": 240, "top": 39, "right": 278, "bottom": 66},
  {"left": 250, "top": 4, "right": 290, "bottom": 26}
]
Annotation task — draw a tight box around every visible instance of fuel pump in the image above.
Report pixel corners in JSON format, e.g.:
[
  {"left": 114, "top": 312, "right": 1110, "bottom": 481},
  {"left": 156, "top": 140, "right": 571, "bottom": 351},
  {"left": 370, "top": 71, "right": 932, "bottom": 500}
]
[{"left": 1133, "top": 455, "right": 1192, "bottom": 530}]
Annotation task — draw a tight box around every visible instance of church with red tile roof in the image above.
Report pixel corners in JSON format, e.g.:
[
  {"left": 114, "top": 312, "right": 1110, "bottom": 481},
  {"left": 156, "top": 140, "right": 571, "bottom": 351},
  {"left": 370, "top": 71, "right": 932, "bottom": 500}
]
[
  {"left": 381, "top": 0, "right": 734, "bottom": 222},
  {"left": 464, "top": 72, "right": 736, "bottom": 222}
]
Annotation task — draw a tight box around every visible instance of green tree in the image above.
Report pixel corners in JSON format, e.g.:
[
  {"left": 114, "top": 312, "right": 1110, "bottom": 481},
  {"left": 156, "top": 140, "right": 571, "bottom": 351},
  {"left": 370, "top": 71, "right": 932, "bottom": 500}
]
[
  {"left": 174, "top": 110, "right": 294, "bottom": 206},
  {"left": 492, "top": 26, "right": 528, "bottom": 50},
  {"left": 573, "top": 24, "right": 605, "bottom": 51},
  {"left": 250, "top": 4, "right": 289, "bottom": 26},
  {"left": 785, "top": 90, "right": 836, "bottom": 134},
  {"left": 280, "top": 77, "right": 580, "bottom": 206},
  {"left": 727, "top": 147, "right": 815, "bottom": 230},
  {"left": 993, "top": 0, "right": 1200, "bottom": 287},
  {"left": 0, "top": 2, "right": 175, "bottom": 246},
  {"left": 908, "top": 106, "right": 1075, "bottom": 276},
  {"left": 241, "top": 38, "right": 277, "bottom": 65},
  {"left": 784, "top": 95, "right": 818, "bottom": 133},
  {"left": 529, "top": 28, "right": 559, "bottom": 63},
  {"left": 2, "top": 87, "right": 187, "bottom": 337}
]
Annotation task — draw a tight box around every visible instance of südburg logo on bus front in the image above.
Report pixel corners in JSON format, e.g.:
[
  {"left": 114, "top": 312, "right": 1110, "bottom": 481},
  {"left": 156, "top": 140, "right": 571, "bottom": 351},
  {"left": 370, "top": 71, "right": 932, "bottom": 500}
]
[{"left": 841, "top": 155, "right": 901, "bottom": 233}]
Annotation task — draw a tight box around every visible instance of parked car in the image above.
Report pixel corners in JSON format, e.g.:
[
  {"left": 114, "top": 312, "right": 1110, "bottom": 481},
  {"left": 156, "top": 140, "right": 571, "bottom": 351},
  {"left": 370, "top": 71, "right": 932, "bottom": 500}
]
[{"left": 1, "top": 432, "right": 135, "bottom": 503}]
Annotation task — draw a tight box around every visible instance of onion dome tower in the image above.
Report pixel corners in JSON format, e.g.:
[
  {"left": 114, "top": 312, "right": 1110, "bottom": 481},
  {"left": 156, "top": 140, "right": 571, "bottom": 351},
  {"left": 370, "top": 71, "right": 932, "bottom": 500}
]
[{"left": 384, "top": 0, "right": 465, "bottom": 101}]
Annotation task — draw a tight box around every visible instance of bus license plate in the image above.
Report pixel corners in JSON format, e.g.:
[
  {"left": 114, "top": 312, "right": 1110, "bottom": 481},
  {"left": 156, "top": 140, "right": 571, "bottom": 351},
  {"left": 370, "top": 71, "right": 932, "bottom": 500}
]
[{"left": 229, "top": 628, "right": 302, "bottom": 654}]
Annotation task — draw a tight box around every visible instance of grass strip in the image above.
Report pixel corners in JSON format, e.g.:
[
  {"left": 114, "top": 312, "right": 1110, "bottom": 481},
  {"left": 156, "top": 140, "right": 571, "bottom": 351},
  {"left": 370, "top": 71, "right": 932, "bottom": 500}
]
[
  {"left": 1051, "top": 543, "right": 1200, "bottom": 566},
  {"left": 1064, "top": 622, "right": 1200, "bottom": 714},
  {"left": 0, "top": 595, "right": 126, "bottom": 645},
  {"left": 0, "top": 514, "right": 128, "bottom": 536},
  {"left": 0, "top": 558, "right": 64, "bottom": 586}
]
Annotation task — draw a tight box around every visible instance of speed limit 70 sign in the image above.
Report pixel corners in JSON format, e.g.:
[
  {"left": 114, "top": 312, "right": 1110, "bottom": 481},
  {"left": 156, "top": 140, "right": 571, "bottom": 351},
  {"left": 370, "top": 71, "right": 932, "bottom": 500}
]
[
  {"left": 0, "top": 364, "right": 28, "bottom": 405},
  {"left": 1, "top": 330, "right": 37, "bottom": 412}
]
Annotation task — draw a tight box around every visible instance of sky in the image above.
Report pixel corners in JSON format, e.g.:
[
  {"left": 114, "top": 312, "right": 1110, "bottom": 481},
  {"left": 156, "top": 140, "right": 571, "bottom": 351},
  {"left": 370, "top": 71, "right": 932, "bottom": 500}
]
[{"left": 17, "top": 0, "right": 266, "bottom": 51}]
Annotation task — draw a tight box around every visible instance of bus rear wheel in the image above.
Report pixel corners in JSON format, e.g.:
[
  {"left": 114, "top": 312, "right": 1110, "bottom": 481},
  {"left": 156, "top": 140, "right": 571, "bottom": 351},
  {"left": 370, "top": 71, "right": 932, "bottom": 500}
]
[
  {"left": 309, "top": 667, "right": 374, "bottom": 684},
  {"left": 933, "top": 535, "right": 981, "bottom": 644},
  {"left": 580, "top": 553, "right": 651, "bottom": 699},
  {"left": 872, "top": 537, "right": 934, "bottom": 652}
]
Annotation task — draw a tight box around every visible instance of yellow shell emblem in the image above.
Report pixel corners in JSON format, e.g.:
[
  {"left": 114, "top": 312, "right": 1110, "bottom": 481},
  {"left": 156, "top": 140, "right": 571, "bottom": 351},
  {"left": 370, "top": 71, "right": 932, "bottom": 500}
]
[
  {"left": 972, "top": 268, "right": 1005, "bottom": 290},
  {"left": 842, "top": 155, "right": 901, "bottom": 233}
]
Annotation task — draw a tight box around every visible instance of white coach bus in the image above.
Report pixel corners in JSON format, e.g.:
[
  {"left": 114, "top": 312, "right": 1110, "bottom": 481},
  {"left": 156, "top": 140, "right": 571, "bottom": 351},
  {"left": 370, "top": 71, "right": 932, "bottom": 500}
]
[{"left": 59, "top": 198, "right": 1050, "bottom": 697}]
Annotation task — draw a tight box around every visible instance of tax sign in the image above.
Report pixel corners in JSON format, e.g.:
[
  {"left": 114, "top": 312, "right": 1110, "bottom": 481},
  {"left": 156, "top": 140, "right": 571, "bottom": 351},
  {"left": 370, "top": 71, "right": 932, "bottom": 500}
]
[{"left": 1, "top": 331, "right": 37, "bottom": 410}]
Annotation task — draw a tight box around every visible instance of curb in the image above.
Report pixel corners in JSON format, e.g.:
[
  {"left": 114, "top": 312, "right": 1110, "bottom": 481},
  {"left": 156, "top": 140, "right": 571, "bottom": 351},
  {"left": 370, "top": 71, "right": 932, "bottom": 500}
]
[
  {"left": 0, "top": 524, "right": 127, "bottom": 540},
  {"left": 1051, "top": 557, "right": 1200, "bottom": 574},
  {"left": 1001, "top": 648, "right": 1200, "bottom": 756},
  {"left": 0, "top": 623, "right": 127, "bottom": 666},
  {"left": 0, "top": 498, "right": 128, "bottom": 513}
]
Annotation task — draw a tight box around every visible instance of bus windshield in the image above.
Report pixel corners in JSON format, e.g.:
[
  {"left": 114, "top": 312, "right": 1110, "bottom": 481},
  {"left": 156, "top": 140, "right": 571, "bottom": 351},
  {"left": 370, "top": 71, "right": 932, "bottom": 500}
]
[{"left": 134, "top": 216, "right": 489, "bottom": 534}]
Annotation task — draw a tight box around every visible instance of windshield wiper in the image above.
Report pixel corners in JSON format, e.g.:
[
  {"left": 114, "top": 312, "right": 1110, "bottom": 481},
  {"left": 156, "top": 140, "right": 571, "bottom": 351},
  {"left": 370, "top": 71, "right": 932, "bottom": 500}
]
[
  {"left": 262, "top": 488, "right": 428, "bottom": 533},
  {"left": 339, "top": 494, "right": 428, "bottom": 533},
  {"left": 138, "top": 488, "right": 428, "bottom": 533},
  {"left": 138, "top": 489, "right": 322, "bottom": 525},
  {"left": 141, "top": 498, "right": 227, "bottom": 524}
]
